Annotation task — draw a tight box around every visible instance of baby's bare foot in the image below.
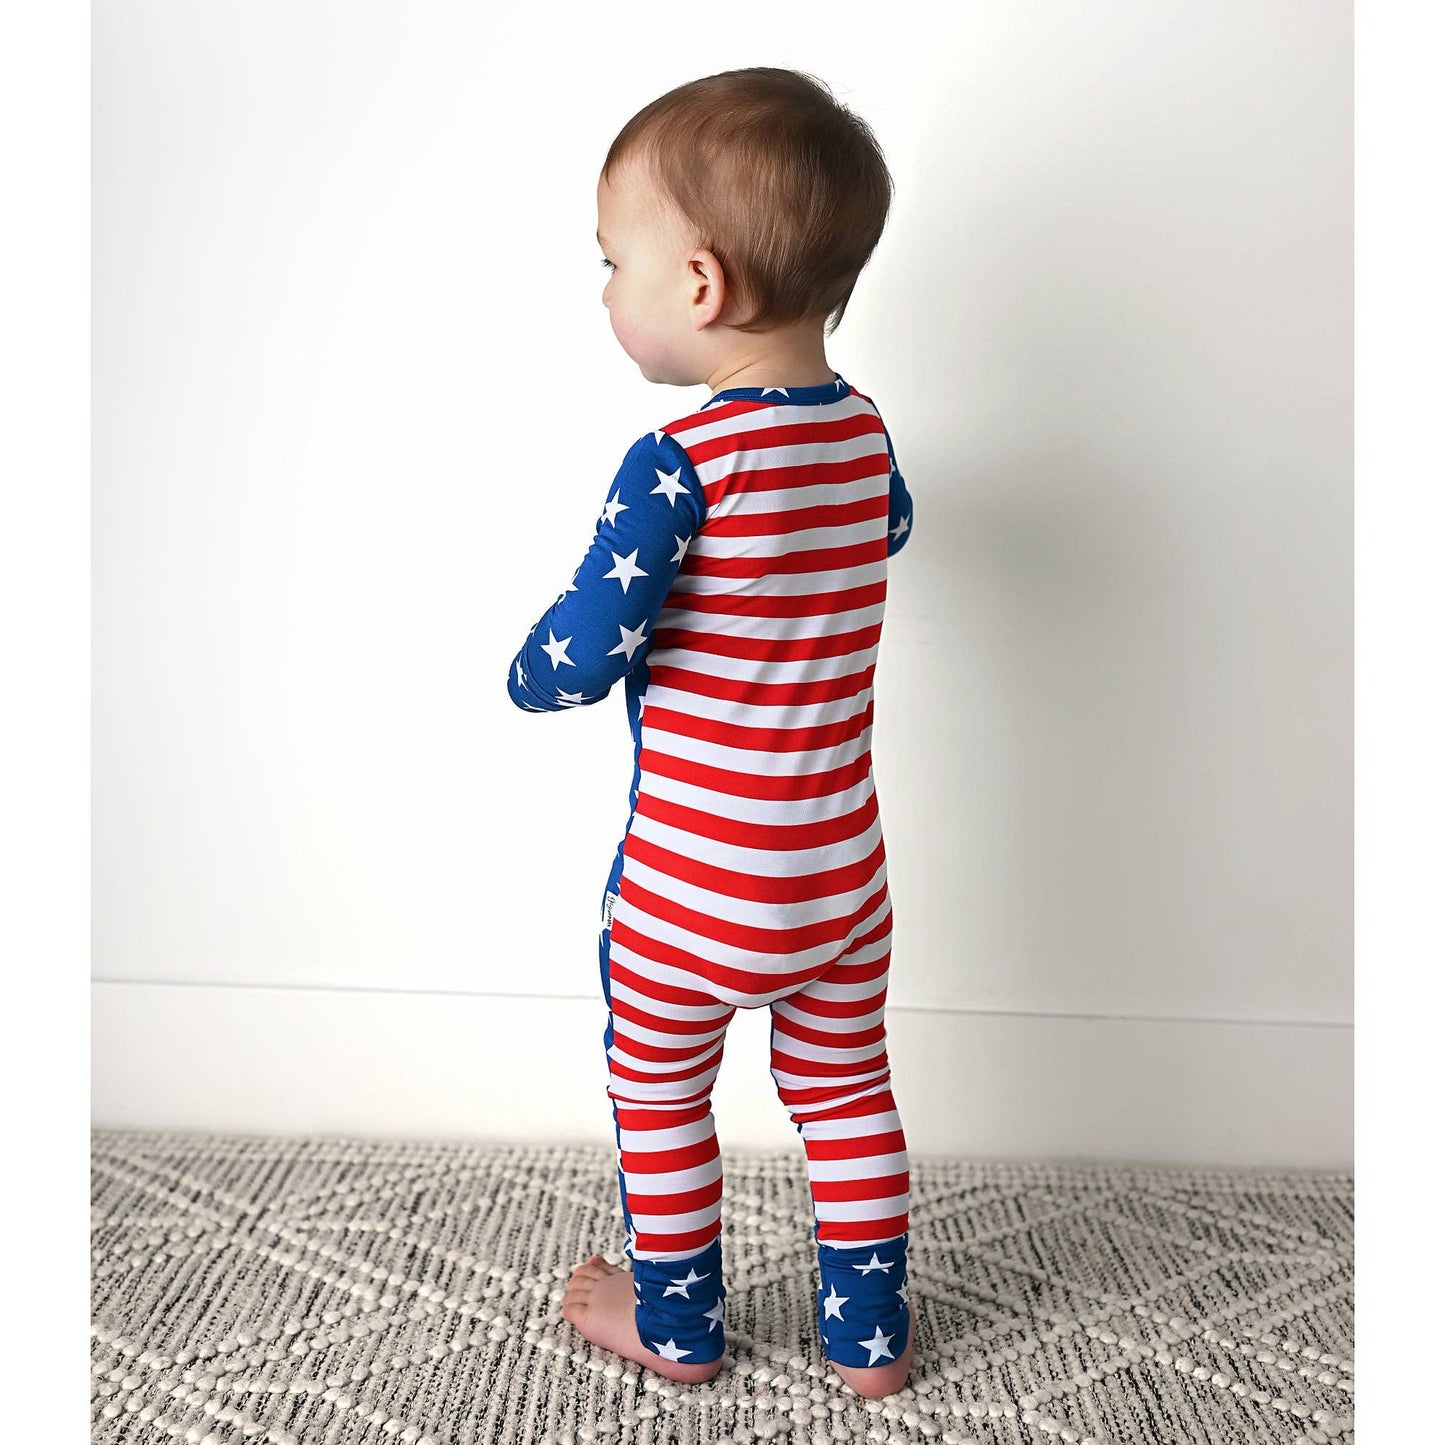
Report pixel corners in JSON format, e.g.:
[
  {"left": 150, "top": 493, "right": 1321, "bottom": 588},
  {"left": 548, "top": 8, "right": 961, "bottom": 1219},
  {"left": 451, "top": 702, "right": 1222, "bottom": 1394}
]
[
  {"left": 830, "top": 1299, "right": 917, "bottom": 1399},
  {"left": 560, "top": 1254, "right": 724, "bottom": 1384}
]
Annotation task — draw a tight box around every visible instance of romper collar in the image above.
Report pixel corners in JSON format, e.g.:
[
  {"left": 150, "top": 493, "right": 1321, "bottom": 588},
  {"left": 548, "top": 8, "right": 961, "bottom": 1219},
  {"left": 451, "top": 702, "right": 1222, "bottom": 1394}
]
[{"left": 701, "top": 370, "right": 853, "bottom": 408}]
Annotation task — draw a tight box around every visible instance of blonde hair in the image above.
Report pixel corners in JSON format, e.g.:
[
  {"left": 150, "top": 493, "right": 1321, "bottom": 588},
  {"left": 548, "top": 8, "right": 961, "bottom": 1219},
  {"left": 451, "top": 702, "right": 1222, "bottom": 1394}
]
[{"left": 602, "top": 67, "right": 894, "bottom": 338}]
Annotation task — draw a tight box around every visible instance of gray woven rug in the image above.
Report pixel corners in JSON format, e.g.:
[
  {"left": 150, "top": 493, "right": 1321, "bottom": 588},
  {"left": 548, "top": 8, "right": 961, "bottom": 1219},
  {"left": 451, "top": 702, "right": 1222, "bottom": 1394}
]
[{"left": 91, "top": 1131, "right": 1353, "bottom": 1445}]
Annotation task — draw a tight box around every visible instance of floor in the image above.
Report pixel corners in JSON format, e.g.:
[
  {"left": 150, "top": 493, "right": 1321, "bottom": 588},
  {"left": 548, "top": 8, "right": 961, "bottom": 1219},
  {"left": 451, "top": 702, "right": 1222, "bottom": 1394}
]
[{"left": 90, "top": 1130, "right": 1354, "bottom": 1445}]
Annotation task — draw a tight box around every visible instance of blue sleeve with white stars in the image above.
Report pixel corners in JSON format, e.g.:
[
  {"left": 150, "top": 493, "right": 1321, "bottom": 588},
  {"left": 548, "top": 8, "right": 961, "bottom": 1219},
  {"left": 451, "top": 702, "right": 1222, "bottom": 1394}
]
[
  {"left": 883, "top": 424, "right": 913, "bottom": 557},
  {"left": 507, "top": 430, "right": 708, "bottom": 712}
]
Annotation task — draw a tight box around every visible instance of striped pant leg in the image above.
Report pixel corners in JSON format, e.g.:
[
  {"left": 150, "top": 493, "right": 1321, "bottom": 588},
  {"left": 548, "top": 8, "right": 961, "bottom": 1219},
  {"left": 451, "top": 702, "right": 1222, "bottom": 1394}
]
[
  {"left": 598, "top": 856, "right": 736, "bottom": 1365},
  {"left": 767, "top": 910, "right": 912, "bottom": 1367}
]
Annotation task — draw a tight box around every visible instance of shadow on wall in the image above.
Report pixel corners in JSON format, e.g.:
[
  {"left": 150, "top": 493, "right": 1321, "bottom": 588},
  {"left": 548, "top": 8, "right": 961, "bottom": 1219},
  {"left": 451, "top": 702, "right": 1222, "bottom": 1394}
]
[{"left": 885, "top": 420, "right": 1346, "bottom": 1024}]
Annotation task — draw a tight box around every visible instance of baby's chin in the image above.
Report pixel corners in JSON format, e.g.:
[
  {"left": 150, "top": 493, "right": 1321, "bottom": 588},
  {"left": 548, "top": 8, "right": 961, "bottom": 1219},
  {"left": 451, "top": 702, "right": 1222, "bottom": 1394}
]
[
  {"left": 636, "top": 357, "right": 705, "bottom": 389},
  {"left": 619, "top": 339, "right": 697, "bottom": 388}
]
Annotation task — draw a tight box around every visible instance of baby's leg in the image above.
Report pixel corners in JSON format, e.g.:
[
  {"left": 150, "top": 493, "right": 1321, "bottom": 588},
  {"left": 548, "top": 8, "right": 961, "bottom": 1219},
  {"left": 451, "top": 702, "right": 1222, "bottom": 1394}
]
[
  {"left": 769, "top": 920, "right": 914, "bottom": 1396},
  {"left": 563, "top": 883, "right": 737, "bottom": 1379}
]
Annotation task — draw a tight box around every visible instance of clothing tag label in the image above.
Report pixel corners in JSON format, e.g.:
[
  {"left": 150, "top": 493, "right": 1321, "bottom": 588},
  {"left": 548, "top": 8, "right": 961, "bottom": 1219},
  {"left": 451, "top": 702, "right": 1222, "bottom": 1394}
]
[{"left": 602, "top": 890, "right": 619, "bottom": 930}]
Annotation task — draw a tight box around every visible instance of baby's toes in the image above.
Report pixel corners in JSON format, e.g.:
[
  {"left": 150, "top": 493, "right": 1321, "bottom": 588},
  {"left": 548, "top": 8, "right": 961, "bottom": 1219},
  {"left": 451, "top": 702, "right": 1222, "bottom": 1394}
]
[{"left": 561, "top": 1280, "right": 593, "bottom": 1321}]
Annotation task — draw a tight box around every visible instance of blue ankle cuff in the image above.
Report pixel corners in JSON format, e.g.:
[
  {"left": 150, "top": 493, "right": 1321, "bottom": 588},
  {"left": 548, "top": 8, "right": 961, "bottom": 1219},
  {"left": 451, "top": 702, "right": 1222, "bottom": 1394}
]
[
  {"left": 629, "top": 1236, "right": 728, "bottom": 1365},
  {"left": 816, "top": 1233, "right": 911, "bottom": 1367}
]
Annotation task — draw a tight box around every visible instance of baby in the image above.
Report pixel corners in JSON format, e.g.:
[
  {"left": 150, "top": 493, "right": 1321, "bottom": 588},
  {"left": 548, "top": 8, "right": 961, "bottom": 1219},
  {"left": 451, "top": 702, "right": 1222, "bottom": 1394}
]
[{"left": 506, "top": 66, "right": 916, "bottom": 1399}]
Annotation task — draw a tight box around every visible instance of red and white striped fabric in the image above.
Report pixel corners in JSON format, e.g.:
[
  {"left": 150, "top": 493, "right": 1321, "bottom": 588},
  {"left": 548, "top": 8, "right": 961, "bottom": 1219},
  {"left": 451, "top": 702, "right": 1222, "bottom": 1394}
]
[
  {"left": 607, "top": 373, "right": 909, "bottom": 1012},
  {"left": 604, "top": 939, "right": 910, "bottom": 1259},
  {"left": 595, "top": 374, "right": 914, "bottom": 1321}
]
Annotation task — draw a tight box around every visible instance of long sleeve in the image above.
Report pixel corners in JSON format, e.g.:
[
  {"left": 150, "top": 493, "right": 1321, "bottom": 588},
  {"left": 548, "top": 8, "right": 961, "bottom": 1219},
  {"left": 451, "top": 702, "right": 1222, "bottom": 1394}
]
[
  {"left": 507, "top": 429, "right": 708, "bottom": 712},
  {"left": 883, "top": 424, "right": 913, "bottom": 557}
]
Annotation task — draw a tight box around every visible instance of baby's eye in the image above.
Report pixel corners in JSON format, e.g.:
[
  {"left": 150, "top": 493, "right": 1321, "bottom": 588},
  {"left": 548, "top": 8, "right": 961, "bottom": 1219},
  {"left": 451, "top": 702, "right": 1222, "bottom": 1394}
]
[{"left": 599, "top": 257, "right": 615, "bottom": 271}]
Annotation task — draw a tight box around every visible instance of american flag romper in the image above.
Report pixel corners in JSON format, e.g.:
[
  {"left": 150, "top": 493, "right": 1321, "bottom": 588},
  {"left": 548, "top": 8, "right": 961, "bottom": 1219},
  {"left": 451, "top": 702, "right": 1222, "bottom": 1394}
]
[{"left": 507, "top": 370, "right": 915, "bottom": 1369}]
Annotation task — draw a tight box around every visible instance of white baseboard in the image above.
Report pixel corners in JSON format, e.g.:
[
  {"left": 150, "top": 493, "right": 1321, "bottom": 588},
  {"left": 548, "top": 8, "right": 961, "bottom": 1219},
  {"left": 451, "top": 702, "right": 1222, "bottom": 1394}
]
[{"left": 91, "top": 980, "right": 1351, "bottom": 1170}]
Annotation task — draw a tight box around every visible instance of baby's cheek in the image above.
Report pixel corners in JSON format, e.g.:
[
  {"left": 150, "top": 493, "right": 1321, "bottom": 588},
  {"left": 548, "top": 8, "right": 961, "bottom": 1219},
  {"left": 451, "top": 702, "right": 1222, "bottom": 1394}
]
[
  {"left": 609, "top": 309, "right": 666, "bottom": 374},
  {"left": 607, "top": 304, "right": 640, "bottom": 354}
]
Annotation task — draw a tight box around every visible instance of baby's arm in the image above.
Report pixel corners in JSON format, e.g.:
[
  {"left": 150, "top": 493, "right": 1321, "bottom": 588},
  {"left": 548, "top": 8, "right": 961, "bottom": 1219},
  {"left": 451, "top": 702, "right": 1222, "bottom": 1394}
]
[
  {"left": 507, "top": 430, "right": 708, "bottom": 712},
  {"left": 883, "top": 424, "right": 913, "bottom": 557}
]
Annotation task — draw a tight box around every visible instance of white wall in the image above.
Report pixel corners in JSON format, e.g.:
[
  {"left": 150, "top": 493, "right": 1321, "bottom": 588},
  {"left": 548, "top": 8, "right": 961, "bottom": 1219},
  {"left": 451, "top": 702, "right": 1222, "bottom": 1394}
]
[{"left": 92, "top": 0, "right": 1352, "bottom": 1167}]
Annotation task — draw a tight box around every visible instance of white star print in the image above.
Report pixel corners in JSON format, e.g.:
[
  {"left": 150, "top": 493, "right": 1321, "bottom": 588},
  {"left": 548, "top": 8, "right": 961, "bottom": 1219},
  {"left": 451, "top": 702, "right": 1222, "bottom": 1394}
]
[
  {"left": 555, "top": 688, "right": 587, "bottom": 705},
  {"left": 650, "top": 466, "right": 689, "bottom": 505},
  {"left": 897, "top": 1283, "right": 909, "bottom": 1303},
  {"left": 625, "top": 1224, "right": 638, "bottom": 1257},
  {"left": 822, "top": 1284, "right": 849, "bottom": 1320},
  {"left": 890, "top": 513, "right": 910, "bottom": 544},
  {"left": 513, "top": 658, "right": 525, "bottom": 685},
  {"left": 851, "top": 1252, "right": 894, "bottom": 1275},
  {"left": 607, "top": 620, "right": 649, "bottom": 661},
  {"left": 670, "top": 535, "right": 689, "bottom": 564},
  {"left": 604, "top": 548, "right": 648, "bottom": 592},
  {"left": 859, "top": 1325, "right": 898, "bottom": 1364},
  {"left": 650, "top": 1338, "right": 693, "bottom": 1362},
  {"left": 600, "top": 489, "right": 628, "bottom": 527},
  {"left": 540, "top": 630, "right": 574, "bottom": 668},
  {"left": 663, "top": 1266, "right": 710, "bottom": 1298},
  {"left": 703, "top": 1297, "right": 726, "bottom": 1331},
  {"left": 761, "top": 386, "right": 789, "bottom": 396}
]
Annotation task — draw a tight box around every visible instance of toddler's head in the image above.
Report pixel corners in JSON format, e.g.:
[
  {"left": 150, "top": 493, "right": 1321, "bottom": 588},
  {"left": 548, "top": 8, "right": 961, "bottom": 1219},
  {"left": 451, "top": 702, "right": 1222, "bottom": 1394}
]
[{"left": 595, "top": 67, "right": 894, "bottom": 390}]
